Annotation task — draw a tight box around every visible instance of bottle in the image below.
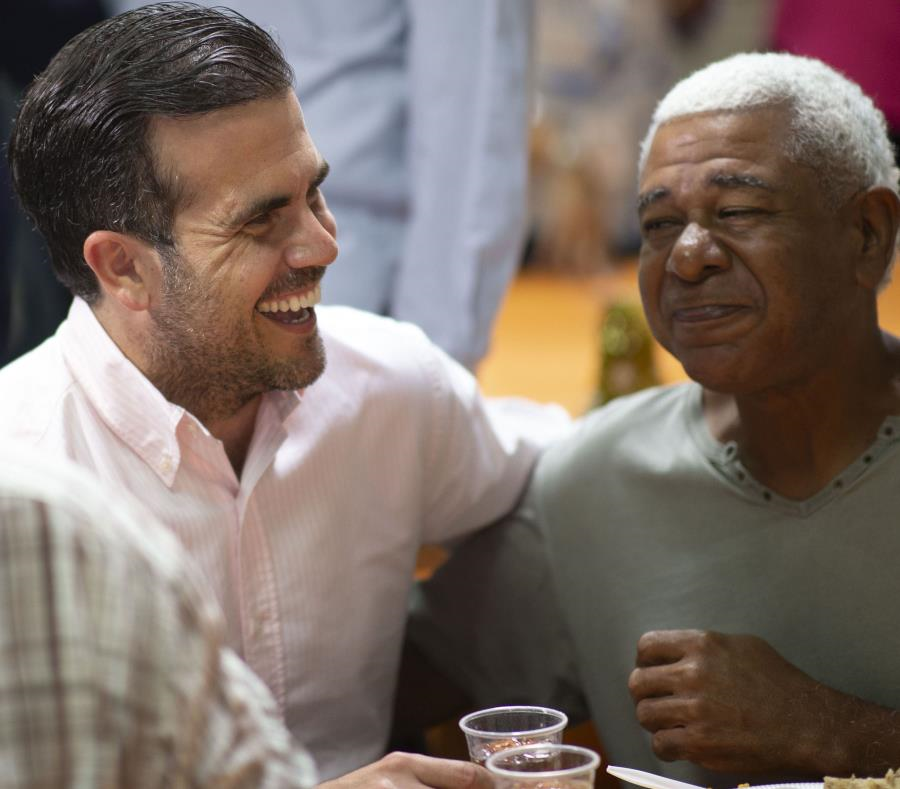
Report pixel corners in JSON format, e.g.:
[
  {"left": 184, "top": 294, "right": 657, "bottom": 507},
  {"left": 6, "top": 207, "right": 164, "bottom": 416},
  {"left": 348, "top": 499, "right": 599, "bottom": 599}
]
[{"left": 596, "top": 300, "right": 657, "bottom": 404}]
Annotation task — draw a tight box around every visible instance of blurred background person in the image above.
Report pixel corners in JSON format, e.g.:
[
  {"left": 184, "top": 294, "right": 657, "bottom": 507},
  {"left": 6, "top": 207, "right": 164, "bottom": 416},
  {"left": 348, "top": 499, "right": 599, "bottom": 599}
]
[
  {"left": 109, "top": 0, "right": 535, "bottom": 371},
  {"left": 770, "top": 0, "right": 900, "bottom": 162}
]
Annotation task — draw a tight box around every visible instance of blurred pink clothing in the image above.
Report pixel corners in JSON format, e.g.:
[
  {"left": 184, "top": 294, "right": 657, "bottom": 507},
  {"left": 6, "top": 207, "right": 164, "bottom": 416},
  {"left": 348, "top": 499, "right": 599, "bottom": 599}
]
[{"left": 772, "top": 0, "right": 900, "bottom": 130}]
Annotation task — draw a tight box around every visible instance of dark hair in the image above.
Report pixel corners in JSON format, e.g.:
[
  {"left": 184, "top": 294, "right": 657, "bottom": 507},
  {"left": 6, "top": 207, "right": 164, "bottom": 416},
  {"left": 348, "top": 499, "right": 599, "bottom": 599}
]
[{"left": 6, "top": 2, "right": 293, "bottom": 302}]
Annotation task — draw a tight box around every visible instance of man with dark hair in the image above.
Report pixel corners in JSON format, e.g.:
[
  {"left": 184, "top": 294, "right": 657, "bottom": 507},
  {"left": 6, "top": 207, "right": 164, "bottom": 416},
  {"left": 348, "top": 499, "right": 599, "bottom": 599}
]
[{"left": 0, "top": 3, "right": 565, "bottom": 784}]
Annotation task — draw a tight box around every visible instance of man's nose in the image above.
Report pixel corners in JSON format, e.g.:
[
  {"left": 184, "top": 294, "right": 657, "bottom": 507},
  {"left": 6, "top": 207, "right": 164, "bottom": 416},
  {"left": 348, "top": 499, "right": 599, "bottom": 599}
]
[
  {"left": 667, "top": 222, "right": 730, "bottom": 282},
  {"left": 284, "top": 211, "right": 339, "bottom": 269}
]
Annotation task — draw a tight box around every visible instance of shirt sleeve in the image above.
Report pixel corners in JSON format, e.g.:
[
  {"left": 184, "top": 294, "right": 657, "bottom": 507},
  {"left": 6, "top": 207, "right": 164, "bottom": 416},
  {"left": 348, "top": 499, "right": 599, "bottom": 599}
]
[
  {"left": 418, "top": 338, "right": 571, "bottom": 544},
  {"left": 409, "top": 486, "right": 588, "bottom": 719},
  {"left": 0, "top": 493, "right": 317, "bottom": 788},
  {"left": 393, "top": 0, "right": 535, "bottom": 368}
]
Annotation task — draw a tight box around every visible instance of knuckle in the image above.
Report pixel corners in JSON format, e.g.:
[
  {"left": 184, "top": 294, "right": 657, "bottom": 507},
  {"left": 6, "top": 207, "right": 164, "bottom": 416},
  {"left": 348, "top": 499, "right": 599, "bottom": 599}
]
[
  {"left": 634, "top": 698, "right": 656, "bottom": 728},
  {"left": 651, "top": 731, "right": 682, "bottom": 762},
  {"left": 460, "top": 761, "right": 491, "bottom": 789},
  {"left": 380, "top": 751, "right": 410, "bottom": 770},
  {"left": 627, "top": 667, "right": 643, "bottom": 697}
]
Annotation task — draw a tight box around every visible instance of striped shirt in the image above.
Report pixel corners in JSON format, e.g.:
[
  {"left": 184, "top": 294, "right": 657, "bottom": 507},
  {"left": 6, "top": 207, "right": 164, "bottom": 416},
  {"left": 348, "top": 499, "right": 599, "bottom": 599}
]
[
  {"left": 0, "top": 442, "right": 316, "bottom": 787},
  {"left": 0, "top": 299, "right": 569, "bottom": 779}
]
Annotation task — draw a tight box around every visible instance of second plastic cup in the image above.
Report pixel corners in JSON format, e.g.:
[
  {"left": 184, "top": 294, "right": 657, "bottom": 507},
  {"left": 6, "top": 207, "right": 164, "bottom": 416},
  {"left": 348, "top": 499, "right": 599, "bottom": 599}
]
[
  {"left": 486, "top": 743, "right": 600, "bottom": 788},
  {"left": 458, "top": 705, "right": 568, "bottom": 766}
]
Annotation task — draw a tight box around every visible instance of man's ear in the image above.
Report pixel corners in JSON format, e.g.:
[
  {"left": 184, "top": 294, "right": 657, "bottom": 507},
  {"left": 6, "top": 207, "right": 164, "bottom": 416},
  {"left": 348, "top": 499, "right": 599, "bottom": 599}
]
[
  {"left": 853, "top": 187, "right": 900, "bottom": 290},
  {"left": 82, "top": 230, "right": 161, "bottom": 311}
]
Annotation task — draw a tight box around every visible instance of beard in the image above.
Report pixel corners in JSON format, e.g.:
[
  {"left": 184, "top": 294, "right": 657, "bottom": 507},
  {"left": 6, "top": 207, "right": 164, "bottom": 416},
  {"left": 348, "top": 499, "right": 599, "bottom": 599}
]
[{"left": 146, "top": 251, "right": 327, "bottom": 424}]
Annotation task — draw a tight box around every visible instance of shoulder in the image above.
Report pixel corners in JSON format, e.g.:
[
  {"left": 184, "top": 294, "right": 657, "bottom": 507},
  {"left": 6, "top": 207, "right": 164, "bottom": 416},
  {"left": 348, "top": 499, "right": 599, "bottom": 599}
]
[
  {"left": 535, "top": 383, "right": 696, "bottom": 507},
  {"left": 315, "top": 305, "right": 464, "bottom": 398},
  {"left": 318, "top": 305, "right": 439, "bottom": 364}
]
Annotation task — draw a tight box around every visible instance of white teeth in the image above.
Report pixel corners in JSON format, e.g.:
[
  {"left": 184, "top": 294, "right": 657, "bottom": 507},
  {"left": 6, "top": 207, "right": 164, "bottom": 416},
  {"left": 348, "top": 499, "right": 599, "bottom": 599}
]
[{"left": 257, "top": 283, "right": 323, "bottom": 314}]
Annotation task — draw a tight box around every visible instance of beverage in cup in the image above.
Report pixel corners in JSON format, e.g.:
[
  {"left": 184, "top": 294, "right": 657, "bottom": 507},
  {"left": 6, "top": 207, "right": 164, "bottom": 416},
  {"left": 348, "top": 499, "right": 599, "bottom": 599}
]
[
  {"left": 486, "top": 743, "right": 600, "bottom": 789},
  {"left": 458, "top": 705, "right": 568, "bottom": 766}
]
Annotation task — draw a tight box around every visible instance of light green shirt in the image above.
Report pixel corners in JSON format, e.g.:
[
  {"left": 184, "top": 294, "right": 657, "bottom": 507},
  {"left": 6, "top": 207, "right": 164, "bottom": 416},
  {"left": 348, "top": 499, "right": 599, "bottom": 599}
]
[{"left": 411, "top": 383, "right": 900, "bottom": 787}]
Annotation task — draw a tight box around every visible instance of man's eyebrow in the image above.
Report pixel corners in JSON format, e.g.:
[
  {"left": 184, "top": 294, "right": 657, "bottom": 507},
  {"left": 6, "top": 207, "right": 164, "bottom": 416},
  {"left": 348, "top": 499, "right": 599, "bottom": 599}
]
[
  {"left": 637, "top": 187, "right": 670, "bottom": 214},
  {"left": 223, "top": 161, "right": 331, "bottom": 229},
  {"left": 309, "top": 160, "right": 330, "bottom": 195},
  {"left": 708, "top": 172, "right": 775, "bottom": 192},
  {"left": 224, "top": 194, "right": 292, "bottom": 229}
]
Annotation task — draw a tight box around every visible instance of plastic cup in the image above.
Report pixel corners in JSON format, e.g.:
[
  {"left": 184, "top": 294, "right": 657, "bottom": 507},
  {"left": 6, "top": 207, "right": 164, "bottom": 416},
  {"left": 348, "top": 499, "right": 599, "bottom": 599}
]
[
  {"left": 458, "top": 705, "right": 568, "bottom": 766},
  {"left": 486, "top": 743, "right": 600, "bottom": 788}
]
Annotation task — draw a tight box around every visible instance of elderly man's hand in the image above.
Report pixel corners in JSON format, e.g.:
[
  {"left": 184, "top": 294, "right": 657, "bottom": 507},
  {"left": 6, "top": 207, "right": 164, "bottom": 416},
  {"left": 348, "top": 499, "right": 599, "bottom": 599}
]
[
  {"left": 627, "top": 629, "right": 843, "bottom": 775},
  {"left": 318, "top": 752, "right": 493, "bottom": 789}
]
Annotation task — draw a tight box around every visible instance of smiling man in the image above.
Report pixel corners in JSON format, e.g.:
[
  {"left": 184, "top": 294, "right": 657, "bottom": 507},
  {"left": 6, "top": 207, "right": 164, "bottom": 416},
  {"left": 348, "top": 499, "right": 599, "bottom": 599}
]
[
  {"left": 410, "top": 53, "right": 900, "bottom": 785},
  {"left": 0, "top": 3, "right": 566, "bottom": 786}
]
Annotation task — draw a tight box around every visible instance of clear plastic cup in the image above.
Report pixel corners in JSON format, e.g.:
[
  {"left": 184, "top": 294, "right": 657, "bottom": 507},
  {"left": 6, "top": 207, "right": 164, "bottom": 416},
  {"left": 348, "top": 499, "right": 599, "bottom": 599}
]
[
  {"left": 458, "top": 705, "right": 568, "bottom": 766},
  {"left": 486, "top": 743, "right": 600, "bottom": 788}
]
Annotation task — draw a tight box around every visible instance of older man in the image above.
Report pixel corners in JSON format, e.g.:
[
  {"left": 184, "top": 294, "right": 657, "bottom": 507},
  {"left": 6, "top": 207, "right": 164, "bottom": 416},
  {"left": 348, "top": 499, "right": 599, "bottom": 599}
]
[
  {"left": 0, "top": 3, "right": 564, "bottom": 785},
  {"left": 411, "top": 53, "right": 900, "bottom": 785}
]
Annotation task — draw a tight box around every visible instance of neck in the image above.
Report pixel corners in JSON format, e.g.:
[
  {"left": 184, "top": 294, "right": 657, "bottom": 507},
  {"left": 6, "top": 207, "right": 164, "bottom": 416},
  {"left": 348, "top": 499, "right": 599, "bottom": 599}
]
[
  {"left": 205, "top": 396, "right": 262, "bottom": 477},
  {"left": 90, "top": 301, "right": 262, "bottom": 477},
  {"left": 704, "top": 330, "right": 900, "bottom": 500}
]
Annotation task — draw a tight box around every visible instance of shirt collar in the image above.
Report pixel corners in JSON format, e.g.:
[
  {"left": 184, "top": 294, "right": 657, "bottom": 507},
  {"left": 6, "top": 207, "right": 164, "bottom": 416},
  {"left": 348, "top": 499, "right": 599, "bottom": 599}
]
[{"left": 59, "top": 298, "right": 185, "bottom": 486}]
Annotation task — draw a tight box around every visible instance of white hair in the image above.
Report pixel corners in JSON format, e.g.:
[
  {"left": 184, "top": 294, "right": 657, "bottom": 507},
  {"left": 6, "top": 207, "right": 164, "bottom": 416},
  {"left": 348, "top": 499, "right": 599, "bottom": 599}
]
[
  {"left": 638, "top": 52, "right": 900, "bottom": 271},
  {"left": 639, "top": 52, "right": 899, "bottom": 198}
]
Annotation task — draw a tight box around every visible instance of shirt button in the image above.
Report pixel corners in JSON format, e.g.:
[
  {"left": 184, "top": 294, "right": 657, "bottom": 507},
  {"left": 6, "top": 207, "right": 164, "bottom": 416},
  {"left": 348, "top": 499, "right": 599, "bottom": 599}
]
[{"left": 160, "top": 456, "right": 172, "bottom": 473}]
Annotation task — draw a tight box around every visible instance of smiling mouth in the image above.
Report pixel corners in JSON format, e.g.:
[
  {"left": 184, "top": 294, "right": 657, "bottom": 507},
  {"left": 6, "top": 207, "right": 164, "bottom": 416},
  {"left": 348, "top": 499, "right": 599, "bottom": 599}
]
[
  {"left": 672, "top": 304, "right": 748, "bottom": 323},
  {"left": 256, "top": 282, "right": 322, "bottom": 324}
]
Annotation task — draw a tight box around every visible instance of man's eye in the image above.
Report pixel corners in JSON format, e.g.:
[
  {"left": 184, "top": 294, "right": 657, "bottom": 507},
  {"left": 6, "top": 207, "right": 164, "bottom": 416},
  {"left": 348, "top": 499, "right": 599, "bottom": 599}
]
[
  {"left": 719, "top": 207, "right": 763, "bottom": 220},
  {"left": 642, "top": 218, "right": 682, "bottom": 235},
  {"left": 246, "top": 212, "right": 273, "bottom": 227}
]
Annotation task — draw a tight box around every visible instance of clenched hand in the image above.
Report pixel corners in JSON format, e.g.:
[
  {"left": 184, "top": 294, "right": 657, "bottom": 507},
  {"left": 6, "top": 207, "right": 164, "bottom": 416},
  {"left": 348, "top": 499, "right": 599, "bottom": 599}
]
[{"left": 628, "top": 629, "right": 849, "bottom": 775}]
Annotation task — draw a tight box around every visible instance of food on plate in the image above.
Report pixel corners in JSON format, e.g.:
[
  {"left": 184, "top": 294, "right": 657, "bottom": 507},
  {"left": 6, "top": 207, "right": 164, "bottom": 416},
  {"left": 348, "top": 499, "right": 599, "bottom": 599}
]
[{"left": 826, "top": 769, "right": 900, "bottom": 789}]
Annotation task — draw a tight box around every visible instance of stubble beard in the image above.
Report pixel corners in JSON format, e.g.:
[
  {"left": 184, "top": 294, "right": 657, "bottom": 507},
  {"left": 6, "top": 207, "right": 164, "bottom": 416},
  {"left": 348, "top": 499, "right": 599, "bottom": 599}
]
[{"left": 146, "top": 253, "right": 327, "bottom": 425}]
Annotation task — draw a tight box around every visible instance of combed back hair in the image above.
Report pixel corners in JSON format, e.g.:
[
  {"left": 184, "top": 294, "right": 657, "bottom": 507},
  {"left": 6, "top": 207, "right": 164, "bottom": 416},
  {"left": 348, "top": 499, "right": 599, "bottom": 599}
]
[
  {"left": 7, "top": 2, "right": 294, "bottom": 302},
  {"left": 639, "top": 52, "right": 900, "bottom": 209}
]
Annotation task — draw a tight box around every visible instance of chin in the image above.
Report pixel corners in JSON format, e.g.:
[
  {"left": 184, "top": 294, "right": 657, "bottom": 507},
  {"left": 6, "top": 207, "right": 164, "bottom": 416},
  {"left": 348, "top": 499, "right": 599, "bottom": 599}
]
[{"left": 678, "top": 353, "right": 750, "bottom": 394}]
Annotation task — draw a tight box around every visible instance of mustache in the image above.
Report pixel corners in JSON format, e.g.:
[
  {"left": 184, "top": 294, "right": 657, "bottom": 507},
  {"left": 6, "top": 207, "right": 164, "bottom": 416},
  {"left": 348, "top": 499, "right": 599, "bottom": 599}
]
[{"left": 261, "top": 266, "right": 326, "bottom": 300}]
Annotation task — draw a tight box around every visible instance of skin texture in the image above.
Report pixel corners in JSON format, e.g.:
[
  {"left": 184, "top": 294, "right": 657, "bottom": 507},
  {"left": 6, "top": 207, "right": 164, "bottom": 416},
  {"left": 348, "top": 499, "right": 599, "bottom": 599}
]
[
  {"left": 627, "top": 108, "right": 900, "bottom": 778},
  {"left": 638, "top": 108, "right": 900, "bottom": 499},
  {"left": 84, "top": 91, "right": 338, "bottom": 472},
  {"left": 145, "top": 92, "right": 337, "bottom": 425}
]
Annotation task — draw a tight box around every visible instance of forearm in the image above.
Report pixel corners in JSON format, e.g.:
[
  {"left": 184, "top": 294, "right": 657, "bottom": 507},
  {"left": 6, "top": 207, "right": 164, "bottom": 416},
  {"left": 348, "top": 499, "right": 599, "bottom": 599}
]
[{"left": 801, "top": 686, "right": 900, "bottom": 777}]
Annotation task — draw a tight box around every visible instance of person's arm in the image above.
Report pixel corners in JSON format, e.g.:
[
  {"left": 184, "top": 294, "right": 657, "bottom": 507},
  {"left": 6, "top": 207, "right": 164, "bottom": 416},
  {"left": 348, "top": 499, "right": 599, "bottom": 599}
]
[
  {"left": 393, "top": 0, "right": 535, "bottom": 369},
  {"left": 629, "top": 629, "right": 900, "bottom": 778},
  {"left": 409, "top": 489, "right": 588, "bottom": 719}
]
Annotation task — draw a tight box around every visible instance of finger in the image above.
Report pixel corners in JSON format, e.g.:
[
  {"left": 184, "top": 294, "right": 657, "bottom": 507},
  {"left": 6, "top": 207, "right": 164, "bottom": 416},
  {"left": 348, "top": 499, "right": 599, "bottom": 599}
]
[
  {"left": 651, "top": 725, "right": 691, "bottom": 763},
  {"left": 636, "top": 629, "right": 705, "bottom": 667},
  {"left": 634, "top": 694, "right": 695, "bottom": 732},
  {"left": 395, "top": 752, "right": 493, "bottom": 789},
  {"left": 628, "top": 664, "right": 679, "bottom": 701}
]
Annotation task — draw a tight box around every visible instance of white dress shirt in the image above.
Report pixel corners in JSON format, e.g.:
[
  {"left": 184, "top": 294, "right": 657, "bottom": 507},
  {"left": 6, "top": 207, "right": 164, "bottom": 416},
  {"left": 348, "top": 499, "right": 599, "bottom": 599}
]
[
  {"left": 0, "top": 441, "right": 316, "bottom": 787},
  {"left": 0, "top": 298, "right": 568, "bottom": 779}
]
